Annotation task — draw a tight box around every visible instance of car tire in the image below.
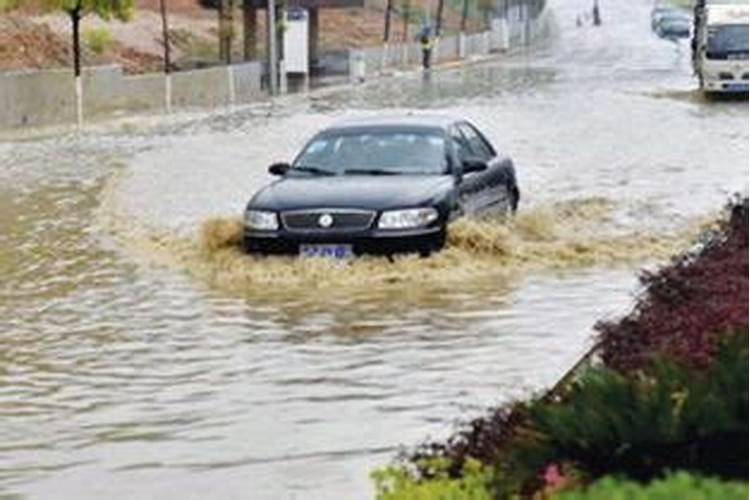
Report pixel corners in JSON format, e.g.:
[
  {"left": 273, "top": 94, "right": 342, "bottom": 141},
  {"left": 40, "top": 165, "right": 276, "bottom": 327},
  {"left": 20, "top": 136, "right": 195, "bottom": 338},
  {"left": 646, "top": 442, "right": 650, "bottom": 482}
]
[{"left": 509, "top": 184, "right": 520, "bottom": 213}]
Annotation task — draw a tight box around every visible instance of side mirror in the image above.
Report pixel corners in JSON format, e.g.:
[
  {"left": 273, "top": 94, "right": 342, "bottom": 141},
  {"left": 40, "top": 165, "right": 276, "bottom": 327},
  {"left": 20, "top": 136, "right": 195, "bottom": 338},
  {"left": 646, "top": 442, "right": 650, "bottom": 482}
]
[
  {"left": 462, "top": 158, "right": 488, "bottom": 173},
  {"left": 268, "top": 162, "right": 290, "bottom": 176}
]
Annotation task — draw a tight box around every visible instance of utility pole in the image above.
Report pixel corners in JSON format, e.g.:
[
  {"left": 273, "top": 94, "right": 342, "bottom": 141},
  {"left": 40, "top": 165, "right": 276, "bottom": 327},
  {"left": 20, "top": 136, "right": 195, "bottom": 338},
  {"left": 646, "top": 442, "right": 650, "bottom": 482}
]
[
  {"left": 159, "top": 0, "right": 172, "bottom": 112},
  {"left": 267, "top": 0, "right": 278, "bottom": 95},
  {"left": 383, "top": 0, "right": 392, "bottom": 42}
]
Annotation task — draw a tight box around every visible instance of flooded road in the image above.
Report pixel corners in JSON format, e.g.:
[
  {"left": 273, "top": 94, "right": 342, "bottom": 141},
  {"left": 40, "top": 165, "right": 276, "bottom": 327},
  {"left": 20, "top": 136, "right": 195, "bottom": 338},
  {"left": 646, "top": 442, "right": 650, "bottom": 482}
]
[{"left": 0, "top": 0, "right": 747, "bottom": 498}]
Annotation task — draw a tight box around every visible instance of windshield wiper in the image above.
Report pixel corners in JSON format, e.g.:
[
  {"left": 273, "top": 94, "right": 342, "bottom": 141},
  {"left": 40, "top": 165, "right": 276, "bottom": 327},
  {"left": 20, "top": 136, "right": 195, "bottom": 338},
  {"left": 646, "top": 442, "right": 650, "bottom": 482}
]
[
  {"left": 292, "top": 165, "right": 336, "bottom": 176},
  {"left": 344, "top": 168, "right": 399, "bottom": 176}
]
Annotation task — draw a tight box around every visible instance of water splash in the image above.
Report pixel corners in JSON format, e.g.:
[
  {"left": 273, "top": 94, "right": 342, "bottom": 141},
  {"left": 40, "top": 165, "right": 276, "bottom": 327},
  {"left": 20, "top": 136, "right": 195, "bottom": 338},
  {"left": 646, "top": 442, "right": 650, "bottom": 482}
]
[{"left": 115, "top": 196, "right": 703, "bottom": 296}]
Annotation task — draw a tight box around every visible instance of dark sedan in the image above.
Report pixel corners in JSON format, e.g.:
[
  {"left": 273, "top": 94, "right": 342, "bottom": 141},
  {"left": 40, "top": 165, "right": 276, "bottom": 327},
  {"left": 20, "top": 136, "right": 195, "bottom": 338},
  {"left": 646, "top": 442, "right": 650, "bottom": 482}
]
[{"left": 243, "top": 115, "right": 520, "bottom": 258}]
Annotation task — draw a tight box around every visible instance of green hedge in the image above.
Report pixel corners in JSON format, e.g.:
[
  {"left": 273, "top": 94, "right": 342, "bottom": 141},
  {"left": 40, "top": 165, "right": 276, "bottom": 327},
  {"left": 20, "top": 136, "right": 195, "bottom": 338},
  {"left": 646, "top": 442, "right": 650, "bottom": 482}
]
[
  {"left": 555, "top": 472, "right": 748, "bottom": 500},
  {"left": 372, "top": 458, "right": 492, "bottom": 500},
  {"left": 509, "top": 329, "right": 748, "bottom": 486}
]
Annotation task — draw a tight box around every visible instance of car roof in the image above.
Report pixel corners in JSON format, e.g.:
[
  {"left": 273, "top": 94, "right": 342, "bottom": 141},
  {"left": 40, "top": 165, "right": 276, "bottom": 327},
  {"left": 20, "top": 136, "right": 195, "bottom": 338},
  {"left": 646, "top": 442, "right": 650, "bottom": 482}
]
[{"left": 324, "top": 114, "right": 461, "bottom": 133}]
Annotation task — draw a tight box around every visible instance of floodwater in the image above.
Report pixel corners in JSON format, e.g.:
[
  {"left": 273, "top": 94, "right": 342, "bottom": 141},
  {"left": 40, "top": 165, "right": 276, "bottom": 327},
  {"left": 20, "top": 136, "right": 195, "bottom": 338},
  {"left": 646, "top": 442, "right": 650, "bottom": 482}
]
[{"left": 0, "top": 0, "right": 747, "bottom": 498}]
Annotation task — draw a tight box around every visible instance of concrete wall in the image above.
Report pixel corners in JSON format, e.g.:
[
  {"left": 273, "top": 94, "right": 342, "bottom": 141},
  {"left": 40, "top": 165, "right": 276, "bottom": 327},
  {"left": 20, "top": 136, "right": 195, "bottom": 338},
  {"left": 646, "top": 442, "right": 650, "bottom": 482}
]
[
  {"left": 0, "top": 69, "right": 76, "bottom": 129},
  {"left": 0, "top": 61, "right": 263, "bottom": 131},
  {"left": 171, "top": 66, "right": 230, "bottom": 108},
  {"left": 435, "top": 36, "right": 460, "bottom": 62},
  {"left": 233, "top": 62, "right": 263, "bottom": 103},
  {"left": 83, "top": 66, "right": 165, "bottom": 118},
  {"left": 346, "top": 0, "right": 551, "bottom": 82}
]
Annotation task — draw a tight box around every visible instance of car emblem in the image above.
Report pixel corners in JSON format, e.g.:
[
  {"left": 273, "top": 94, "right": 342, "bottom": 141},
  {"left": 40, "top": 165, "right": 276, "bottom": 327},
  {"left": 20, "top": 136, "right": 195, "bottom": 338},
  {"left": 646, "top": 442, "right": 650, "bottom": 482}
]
[{"left": 318, "top": 213, "right": 334, "bottom": 228}]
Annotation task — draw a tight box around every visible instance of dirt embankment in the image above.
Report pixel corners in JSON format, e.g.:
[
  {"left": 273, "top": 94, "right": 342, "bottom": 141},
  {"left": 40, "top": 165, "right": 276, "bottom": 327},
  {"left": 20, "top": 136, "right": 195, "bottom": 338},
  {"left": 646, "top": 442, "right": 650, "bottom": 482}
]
[{"left": 0, "top": 0, "right": 484, "bottom": 73}]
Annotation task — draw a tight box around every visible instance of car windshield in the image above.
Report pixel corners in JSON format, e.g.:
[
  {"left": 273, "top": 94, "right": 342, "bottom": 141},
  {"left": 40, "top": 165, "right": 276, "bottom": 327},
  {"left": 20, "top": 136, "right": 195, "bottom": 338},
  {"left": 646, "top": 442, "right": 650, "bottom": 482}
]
[
  {"left": 707, "top": 24, "right": 749, "bottom": 55},
  {"left": 292, "top": 130, "right": 448, "bottom": 175}
]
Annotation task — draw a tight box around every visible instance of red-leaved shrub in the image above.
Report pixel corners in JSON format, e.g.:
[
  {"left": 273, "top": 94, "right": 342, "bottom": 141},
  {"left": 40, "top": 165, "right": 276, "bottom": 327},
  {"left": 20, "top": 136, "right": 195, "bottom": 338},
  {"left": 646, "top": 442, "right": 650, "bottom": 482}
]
[{"left": 596, "top": 197, "right": 748, "bottom": 372}]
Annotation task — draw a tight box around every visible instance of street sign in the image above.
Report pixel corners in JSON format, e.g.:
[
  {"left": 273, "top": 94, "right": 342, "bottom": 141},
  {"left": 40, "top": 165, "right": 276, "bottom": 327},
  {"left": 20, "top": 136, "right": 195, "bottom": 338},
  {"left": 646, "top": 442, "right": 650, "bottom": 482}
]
[{"left": 284, "top": 8, "right": 309, "bottom": 73}]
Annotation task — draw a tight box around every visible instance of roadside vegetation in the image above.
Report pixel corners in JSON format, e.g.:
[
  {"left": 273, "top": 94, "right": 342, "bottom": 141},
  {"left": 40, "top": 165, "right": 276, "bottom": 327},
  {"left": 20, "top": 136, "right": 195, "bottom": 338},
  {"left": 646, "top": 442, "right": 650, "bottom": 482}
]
[
  {"left": 373, "top": 197, "right": 749, "bottom": 499},
  {"left": 84, "top": 26, "right": 114, "bottom": 54}
]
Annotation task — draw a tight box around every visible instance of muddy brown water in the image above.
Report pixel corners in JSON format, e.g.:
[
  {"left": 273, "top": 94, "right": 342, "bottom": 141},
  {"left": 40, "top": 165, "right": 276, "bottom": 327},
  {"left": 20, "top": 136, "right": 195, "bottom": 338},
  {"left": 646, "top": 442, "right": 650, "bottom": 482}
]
[{"left": 1, "top": 0, "right": 747, "bottom": 498}]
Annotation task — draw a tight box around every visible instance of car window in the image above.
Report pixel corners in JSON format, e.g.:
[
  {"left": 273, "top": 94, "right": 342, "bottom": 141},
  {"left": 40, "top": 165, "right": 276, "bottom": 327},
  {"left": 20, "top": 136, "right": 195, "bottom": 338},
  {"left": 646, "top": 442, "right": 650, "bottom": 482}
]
[
  {"left": 450, "top": 127, "right": 473, "bottom": 165},
  {"left": 293, "top": 129, "right": 448, "bottom": 175},
  {"left": 458, "top": 123, "right": 495, "bottom": 161}
]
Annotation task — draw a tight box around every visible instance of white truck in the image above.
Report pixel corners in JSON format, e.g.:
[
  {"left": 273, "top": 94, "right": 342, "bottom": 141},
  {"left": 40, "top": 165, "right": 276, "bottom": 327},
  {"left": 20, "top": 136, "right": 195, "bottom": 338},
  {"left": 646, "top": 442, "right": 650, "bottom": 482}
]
[{"left": 692, "top": 0, "right": 749, "bottom": 94}]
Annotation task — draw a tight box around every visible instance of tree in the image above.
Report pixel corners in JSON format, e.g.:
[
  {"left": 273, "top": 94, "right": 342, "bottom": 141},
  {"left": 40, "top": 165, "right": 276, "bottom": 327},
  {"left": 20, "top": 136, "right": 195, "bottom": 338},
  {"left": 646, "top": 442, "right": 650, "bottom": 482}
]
[{"left": 42, "top": 0, "right": 134, "bottom": 77}]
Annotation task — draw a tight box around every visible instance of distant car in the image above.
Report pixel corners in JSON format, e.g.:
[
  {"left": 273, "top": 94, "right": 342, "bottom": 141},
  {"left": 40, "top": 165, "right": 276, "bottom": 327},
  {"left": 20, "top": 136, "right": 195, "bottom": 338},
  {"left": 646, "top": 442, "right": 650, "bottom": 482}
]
[
  {"left": 651, "top": 5, "right": 676, "bottom": 30},
  {"left": 243, "top": 115, "right": 520, "bottom": 258},
  {"left": 656, "top": 11, "right": 692, "bottom": 39}
]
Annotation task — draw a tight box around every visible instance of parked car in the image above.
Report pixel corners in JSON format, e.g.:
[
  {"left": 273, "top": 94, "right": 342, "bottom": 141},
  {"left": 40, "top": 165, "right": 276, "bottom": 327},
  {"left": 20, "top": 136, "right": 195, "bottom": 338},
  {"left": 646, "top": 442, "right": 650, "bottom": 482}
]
[{"left": 242, "top": 115, "right": 520, "bottom": 258}]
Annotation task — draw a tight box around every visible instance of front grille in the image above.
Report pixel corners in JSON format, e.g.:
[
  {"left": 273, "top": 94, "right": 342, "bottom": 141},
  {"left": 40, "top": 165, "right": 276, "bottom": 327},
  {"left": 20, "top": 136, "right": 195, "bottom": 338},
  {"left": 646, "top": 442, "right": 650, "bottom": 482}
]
[
  {"left": 718, "top": 72, "right": 734, "bottom": 80},
  {"left": 281, "top": 209, "right": 376, "bottom": 232}
]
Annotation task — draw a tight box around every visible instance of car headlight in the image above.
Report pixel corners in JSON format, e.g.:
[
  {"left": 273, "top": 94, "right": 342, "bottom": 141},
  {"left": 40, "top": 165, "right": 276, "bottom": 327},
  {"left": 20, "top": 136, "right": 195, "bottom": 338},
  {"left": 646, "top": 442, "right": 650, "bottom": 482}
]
[
  {"left": 378, "top": 208, "right": 439, "bottom": 229},
  {"left": 245, "top": 209, "right": 278, "bottom": 230}
]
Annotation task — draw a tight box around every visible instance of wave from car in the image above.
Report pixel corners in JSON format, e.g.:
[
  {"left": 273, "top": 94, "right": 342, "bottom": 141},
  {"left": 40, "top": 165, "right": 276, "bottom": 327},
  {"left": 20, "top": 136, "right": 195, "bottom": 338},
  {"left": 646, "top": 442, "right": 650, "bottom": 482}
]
[{"left": 243, "top": 115, "right": 520, "bottom": 258}]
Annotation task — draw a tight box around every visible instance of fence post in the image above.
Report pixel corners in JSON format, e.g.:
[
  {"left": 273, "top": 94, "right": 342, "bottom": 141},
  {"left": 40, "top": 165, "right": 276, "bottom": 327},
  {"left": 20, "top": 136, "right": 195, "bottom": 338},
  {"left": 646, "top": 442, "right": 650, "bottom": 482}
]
[
  {"left": 75, "top": 75, "right": 83, "bottom": 128},
  {"left": 349, "top": 50, "right": 365, "bottom": 83},
  {"left": 164, "top": 73, "right": 172, "bottom": 113},
  {"left": 279, "top": 59, "right": 288, "bottom": 93},
  {"left": 227, "top": 65, "right": 236, "bottom": 106}
]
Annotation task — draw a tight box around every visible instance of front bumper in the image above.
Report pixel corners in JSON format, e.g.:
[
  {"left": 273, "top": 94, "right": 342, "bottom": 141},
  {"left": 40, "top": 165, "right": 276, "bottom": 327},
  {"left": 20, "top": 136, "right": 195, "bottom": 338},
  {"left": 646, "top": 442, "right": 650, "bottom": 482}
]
[
  {"left": 704, "top": 79, "right": 749, "bottom": 93},
  {"left": 243, "top": 226, "right": 446, "bottom": 256}
]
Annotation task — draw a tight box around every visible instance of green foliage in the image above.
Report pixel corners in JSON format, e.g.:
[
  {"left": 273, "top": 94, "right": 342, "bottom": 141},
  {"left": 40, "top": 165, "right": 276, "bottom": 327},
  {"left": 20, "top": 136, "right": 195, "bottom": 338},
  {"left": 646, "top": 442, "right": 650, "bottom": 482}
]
[
  {"left": 372, "top": 458, "right": 493, "bottom": 500},
  {"left": 510, "top": 329, "right": 748, "bottom": 484},
  {"left": 0, "top": 0, "right": 20, "bottom": 12},
  {"left": 84, "top": 27, "right": 114, "bottom": 54},
  {"left": 554, "top": 472, "right": 748, "bottom": 500},
  {"left": 41, "top": 0, "right": 133, "bottom": 21}
]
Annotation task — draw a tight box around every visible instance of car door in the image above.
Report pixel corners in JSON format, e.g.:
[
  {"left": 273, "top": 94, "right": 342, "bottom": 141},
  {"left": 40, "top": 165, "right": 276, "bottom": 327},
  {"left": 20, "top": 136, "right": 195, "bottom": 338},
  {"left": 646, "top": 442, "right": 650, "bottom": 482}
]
[
  {"left": 455, "top": 122, "right": 511, "bottom": 216},
  {"left": 449, "top": 124, "right": 485, "bottom": 217}
]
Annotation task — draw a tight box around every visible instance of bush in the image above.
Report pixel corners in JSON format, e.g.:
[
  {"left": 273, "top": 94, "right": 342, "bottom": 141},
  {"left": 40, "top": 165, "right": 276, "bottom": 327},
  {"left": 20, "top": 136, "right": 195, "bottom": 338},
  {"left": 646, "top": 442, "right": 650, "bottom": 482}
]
[
  {"left": 84, "top": 28, "right": 114, "bottom": 55},
  {"left": 596, "top": 197, "right": 748, "bottom": 372},
  {"left": 509, "top": 330, "right": 748, "bottom": 488},
  {"left": 372, "top": 458, "right": 493, "bottom": 500},
  {"left": 554, "top": 472, "right": 749, "bottom": 500},
  {"left": 408, "top": 401, "right": 529, "bottom": 480}
]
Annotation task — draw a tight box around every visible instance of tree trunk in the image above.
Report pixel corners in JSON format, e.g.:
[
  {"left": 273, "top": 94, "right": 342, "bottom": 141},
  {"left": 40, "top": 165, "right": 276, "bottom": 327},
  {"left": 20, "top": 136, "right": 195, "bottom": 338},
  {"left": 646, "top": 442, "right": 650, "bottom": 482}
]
[
  {"left": 383, "top": 0, "right": 392, "bottom": 42},
  {"left": 460, "top": 0, "right": 468, "bottom": 32},
  {"left": 227, "top": 0, "right": 235, "bottom": 63},
  {"left": 159, "top": 0, "right": 171, "bottom": 72},
  {"left": 402, "top": 0, "right": 409, "bottom": 41},
  {"left": 242, "top": 0, "right": 257, "bottom": 60},
  {"left": 219, "top": 0, "right": 232, "bottom": 64},
  {"left": 435, "top": 0, "right": 444, "bottom": 36},
  {"left": 70, "top": 7, "right": 82, "bottom": 77},
  {"left": 308, "top": 7, "right": 318, "bottom": 68}
]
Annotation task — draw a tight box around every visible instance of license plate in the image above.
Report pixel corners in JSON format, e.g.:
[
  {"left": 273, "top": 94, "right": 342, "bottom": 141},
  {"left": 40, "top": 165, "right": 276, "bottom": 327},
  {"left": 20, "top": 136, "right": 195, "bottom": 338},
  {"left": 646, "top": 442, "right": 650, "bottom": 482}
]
[
  {"left": 726, "top": 83, "right": 749, "bottom": 92},
  {"left": 299, "top": 244, "right": 353, "bottom": 259}
]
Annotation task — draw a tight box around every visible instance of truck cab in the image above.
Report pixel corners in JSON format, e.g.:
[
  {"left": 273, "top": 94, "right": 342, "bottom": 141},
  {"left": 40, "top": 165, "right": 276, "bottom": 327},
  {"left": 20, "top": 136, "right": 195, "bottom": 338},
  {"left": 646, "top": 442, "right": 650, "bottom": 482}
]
[{"left": 692, "top": 1, "right": 749, "bottom": 94}]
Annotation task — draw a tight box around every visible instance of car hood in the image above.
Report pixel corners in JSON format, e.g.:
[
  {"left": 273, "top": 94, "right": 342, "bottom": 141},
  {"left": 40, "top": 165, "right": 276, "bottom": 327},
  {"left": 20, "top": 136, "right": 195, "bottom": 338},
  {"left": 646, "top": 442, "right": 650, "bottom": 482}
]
[{"left": 249, "top": 175, "right": 455, "bottom": 211}]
